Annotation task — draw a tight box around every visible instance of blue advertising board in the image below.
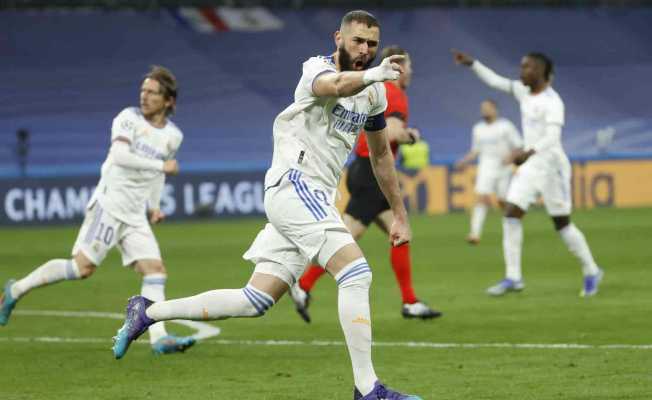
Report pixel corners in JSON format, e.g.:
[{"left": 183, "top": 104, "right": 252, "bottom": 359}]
[{"left": 0, "top": 171, "right": 266, "bottom": 226}]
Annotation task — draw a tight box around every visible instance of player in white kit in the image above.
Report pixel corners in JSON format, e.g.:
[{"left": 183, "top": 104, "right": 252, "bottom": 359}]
[
  {"left": 453, "top": 50, "right": 604, "bottom": 297},
  {"left": 0, "top": 66, "right": 196, "bottom": 354},
  {"left": 455, "top": 99, "right": 522, "bottom": 244},
  {"left": 112, "top": 11, "right": 422, "bottom": 400}
]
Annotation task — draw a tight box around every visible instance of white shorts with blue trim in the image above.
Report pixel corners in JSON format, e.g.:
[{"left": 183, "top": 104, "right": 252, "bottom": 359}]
[
  {"left": 243, "top": 169, "right": 355, "bottom": 286},
  {"left": 72, "top": 201, "right": 161, "bottom": 267},
  {"left": 506, "top": 156, "right": 572, "bottom": 216}
]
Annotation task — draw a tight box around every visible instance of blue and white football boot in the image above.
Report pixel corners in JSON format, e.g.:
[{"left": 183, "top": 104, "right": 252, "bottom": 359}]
[
  {"left": 0, "top": 279, "right": 18, "bottom": 326},
  {"left": 486, "top": 278, "right": 525, "bottom": 296},
  {"left": 151, "top": 335, "right": 196, "bottom": 355}
]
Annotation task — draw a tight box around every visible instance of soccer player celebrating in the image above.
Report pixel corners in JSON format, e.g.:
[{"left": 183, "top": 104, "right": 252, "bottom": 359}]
[
  {"left": 289, "top": 46, "right": 442, "bottom": 323},
  {"left": 0, "top": 66, "right": 196, "bottom": 354},
  {"left": 455, "top": 99, "right": 522, "bottom": 245},
  {"left": 111, "top": 11, "right": 422, "bottom": 399},
  {"left": 453, "top": 50, "right": 603, "bottom": 297}
]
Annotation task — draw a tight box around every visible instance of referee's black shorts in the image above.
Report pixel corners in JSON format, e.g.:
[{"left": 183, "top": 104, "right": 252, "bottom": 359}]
[{"left": 344, "top": 156, "right": 390, "bottom": 226}]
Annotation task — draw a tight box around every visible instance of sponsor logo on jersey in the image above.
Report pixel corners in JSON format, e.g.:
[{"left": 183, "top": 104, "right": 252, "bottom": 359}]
[
  {"left": 134, "top": 140, "right": 166, "bottom": 160},
  {"left": 332, "top": 104, "right": 368, "bottom": 134}
]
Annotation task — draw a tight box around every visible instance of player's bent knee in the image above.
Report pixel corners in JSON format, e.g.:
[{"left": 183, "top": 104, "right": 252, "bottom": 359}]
[
  {"left": 479, "top": 195, "right": 492, "bottom": 205},
  {"left": 342, "top": 214, "right": 367, "bottom": 240},
  {"left": 77, "top": 263, "right": 96, "bottom": 279},
  {"left": 241, "top": 284, "right": 276, "bottom": 317},
  {"left": 135, "top": 259, "right": 166, "bottom": 275},
  {"left": 149, "top": 262, "right": 166, "bottom": 274},
  {"left": 73, "top": 253, "right": 96, "bottom": 279},
  {"left": 504, "top": 202, "right": 525, "bottom": 219}
]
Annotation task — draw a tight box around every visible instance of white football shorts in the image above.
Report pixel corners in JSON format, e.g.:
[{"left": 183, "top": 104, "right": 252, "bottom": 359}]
[
  {"left": 72, "top": 202, "right": 162, "bottom": 266},
  {"left": 243, "top": 169, "right": 355, "bottom": 286},
  {"left": 506, "top": 157, "right": 572, "bottom": 216}
]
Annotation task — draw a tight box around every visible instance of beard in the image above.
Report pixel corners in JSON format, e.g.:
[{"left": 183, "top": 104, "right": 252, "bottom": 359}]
[{"left": 337, "top": 46, "right": 375, "bottom": 71}]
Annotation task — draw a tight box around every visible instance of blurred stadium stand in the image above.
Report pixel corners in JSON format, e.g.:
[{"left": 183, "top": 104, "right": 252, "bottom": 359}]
[{"left": 1, "top": 3, "right": 651, "bottom": 177}]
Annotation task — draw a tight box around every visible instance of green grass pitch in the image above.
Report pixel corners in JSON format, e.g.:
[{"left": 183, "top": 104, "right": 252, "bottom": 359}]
[{"left": 0, "top": 207, "right": 650, "bottom": 399}]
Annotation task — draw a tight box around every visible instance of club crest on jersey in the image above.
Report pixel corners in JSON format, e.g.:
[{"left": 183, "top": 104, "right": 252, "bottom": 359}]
[
  {"left": 120, "top": 119, "right": 137, "bottom": 135},
  {"left": 331, "top": 104, "right": 368, "bottom": 134}
]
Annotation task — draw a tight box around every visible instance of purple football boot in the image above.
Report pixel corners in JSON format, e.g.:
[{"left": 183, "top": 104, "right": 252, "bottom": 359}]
[
  {"left": 112, "top": 295, "right": 155, "bottom": 359},
  {"left": 354, "top": 381, "right": 423, "bottom": 400}
]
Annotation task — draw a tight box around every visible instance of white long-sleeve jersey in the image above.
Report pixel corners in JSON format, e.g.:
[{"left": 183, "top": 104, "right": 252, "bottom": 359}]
[
  {"left": 471, "top": 61, "right": 568, "bottom": 169},
  {"left": 266, "top": 56, "right": 387, "bottom": 193},
  {"left": 90, "top": 107, "right": 183, "bottom": 226}
]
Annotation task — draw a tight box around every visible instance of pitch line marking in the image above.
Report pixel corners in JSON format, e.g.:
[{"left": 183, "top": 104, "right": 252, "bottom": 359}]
[
  {"left": 0, "top": 337, "right": 651, "bottom": 350},
  {"left": 12, "top": 309, "right": 221, "bottom": 341},
  {"left": 4, "top": 310, "right": 651, "bottom": 350}
]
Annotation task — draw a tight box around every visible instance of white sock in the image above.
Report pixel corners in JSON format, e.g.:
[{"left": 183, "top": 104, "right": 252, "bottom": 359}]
[
  {"left": 141, "top": 273, "right": 168, "bottom": 344},
  {"left": 559, "top": 223, "right": 599, "bottom": 276},
  {"left": 11, "top": 259, "right": 81, "bottom": 300},
  {"left": 470, "top": 203, "right": 488, "bottom": 238},
  {"left": 334, "top": 258, "right": 377, "bottom": 396},
  {"left": 503, "top": 218, "right": 523, "bottom": 281},
  {"left": 146, "top": 284, "right": 273, "bottom": 321}
]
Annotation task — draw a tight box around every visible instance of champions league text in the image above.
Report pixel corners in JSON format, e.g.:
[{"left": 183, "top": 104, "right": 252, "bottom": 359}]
[{"left": 0, "top": 172, "right": 266, "bottom": 225}]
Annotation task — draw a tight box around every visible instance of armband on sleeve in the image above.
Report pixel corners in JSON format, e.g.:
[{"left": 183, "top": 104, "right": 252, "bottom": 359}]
[{"left": 364, "top": 113, "right": 387, "bottom": 132}]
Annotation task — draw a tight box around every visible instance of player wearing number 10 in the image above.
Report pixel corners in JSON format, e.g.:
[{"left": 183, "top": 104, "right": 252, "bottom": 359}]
[{"left": 0, "top": 66, "right": 196, "bottom": 355}]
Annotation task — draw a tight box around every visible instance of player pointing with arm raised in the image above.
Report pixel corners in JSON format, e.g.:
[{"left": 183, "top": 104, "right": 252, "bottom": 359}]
[
  {"left": 290, "top": 46, "right": 441, "bottom": 323},
  {"left": 112, "top": 11, "right": 421, "bottom": 400},
  {"left": 0, "top": 66, "right": 196, "bottom": 354},
  {"left": 453, "top": 50, "right": 603, "bottom": 297}
]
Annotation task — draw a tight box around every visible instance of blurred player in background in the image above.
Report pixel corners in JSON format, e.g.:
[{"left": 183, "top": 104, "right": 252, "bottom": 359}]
[
  {"left": 453, "top": 50, "right": 603, "bottom": 297},
  {"left": 455, "top": 99, "right": 522, "bottom": 245},
  {"left": 0, "top": 66, "right": 196, "bottom": 354},
  {"left": 289, "top": 46, "right": 442, "bottom": 323},
  {"left": 112, "top": 11, "right": 422, "bottom": 400}
]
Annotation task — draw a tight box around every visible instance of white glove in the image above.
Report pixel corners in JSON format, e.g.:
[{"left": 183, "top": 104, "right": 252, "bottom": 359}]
[{"left": 363, "top": 55, "right": 404, "bottom": 84}]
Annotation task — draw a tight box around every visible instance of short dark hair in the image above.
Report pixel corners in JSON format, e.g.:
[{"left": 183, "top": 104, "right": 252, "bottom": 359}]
[
  {"left": 527, "top": 52, "right": 554, "bottom": 82},
  {"left": 341, "top": 10, "right": 379, "bottom": 29},
  {"left": 144, "top": 65, "right": 178, "bottom": 116},
  {"left": 381, "top": 45, "right": 408, "bottom": 61}
]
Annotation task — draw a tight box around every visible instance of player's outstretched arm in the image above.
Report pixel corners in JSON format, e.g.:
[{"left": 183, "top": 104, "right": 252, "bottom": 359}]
[
  {"left": 366, "top": 129, "right": 412, "bottom": 246},
  {"left": 313, "top": 55, "right": 404, "bottom": 98},
  {"left": 452, "top": 49, "right": 512, "bottom": 93}
]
